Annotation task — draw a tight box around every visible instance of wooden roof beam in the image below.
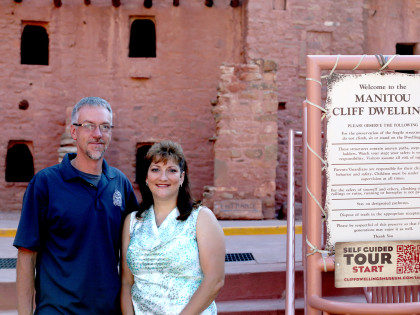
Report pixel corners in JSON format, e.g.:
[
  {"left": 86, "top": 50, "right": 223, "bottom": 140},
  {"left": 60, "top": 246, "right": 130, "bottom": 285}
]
[
  {"left": 13, "top": 0, "right": 239, "bottom": 8},
  {"left": 205, "top": 0, "right": 240, "bottom": 7}
]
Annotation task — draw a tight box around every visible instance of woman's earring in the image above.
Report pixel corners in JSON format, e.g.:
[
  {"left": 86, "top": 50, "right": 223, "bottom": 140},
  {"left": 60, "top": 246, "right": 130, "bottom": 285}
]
[{"left": 146, "top": 182, "right": 149, "bottom": 186}]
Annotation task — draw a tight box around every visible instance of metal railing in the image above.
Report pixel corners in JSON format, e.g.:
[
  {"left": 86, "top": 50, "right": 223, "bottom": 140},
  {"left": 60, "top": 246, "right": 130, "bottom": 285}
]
[{"left": 286, "top": 128, "right": 303, "bottom": 315}]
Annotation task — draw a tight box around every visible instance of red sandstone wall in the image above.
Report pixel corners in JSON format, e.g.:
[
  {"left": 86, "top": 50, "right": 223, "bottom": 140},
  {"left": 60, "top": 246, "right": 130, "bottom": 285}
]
[
  {"left": 205, "top": 59, "right": 278, "bottom": 219},
  {"left": 0, "top": 0, "right": 242, "bottom": 210},
  {"left": 243, "top": 0, "right": 366, "bottom": 217},
  {"left": 1, "top": 0, "right": 419, "bottom": 217},
  {"left": 363, "top": 1, "right": 419, "bottom": 54}
]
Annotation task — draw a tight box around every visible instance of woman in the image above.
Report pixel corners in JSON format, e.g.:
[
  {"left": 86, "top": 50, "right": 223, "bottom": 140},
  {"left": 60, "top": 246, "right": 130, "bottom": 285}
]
[{"left": 121, "top": 140, "right": 225, "bottom": 314}]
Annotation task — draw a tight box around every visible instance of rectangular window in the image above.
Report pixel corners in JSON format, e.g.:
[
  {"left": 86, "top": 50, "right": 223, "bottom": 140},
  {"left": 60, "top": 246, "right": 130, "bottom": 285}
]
[
  {"left": 396, "top": 43, "right": 416, "bottom": 74},
  {"left": 21, "top": 22, "right": 49, "bottom": 65},
  {"left": 129, "top": 18, "right": 156, "bottom": 58}
]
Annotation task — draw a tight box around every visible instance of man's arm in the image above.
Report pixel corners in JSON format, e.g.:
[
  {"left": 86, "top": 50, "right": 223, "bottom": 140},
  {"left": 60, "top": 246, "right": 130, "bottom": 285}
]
[{"left": 16, "top": 247, "right": 37, "bottom": 315}]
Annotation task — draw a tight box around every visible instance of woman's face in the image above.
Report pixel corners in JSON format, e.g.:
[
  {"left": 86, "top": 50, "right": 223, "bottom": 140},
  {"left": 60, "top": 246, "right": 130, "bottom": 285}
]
[{"left": 146, "top": 158, "right": 185, "bottom": 203}]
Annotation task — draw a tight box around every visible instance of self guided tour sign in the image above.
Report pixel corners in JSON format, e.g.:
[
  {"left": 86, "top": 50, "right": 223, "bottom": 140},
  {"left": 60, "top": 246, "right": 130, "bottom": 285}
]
[
  {"left": 335, "top": 240, "right": 420, "bottom": 288},
  {"left": 325, "top": 72, "right": 420, "bottom": 287}
]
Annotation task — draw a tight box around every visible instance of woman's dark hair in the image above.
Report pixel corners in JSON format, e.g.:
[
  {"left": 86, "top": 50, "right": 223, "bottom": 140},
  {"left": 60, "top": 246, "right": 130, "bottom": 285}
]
[{"left": 136, "top": 140, "right": 200, "bottom": 221}]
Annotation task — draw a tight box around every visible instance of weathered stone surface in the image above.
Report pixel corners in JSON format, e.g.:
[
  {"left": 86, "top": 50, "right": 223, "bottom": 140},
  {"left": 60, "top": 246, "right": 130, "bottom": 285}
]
[
  {"left": 0, "top": 0, "right": 413, "bottom": 218},
  {"left": 230, "top": 150, "right": 241, "bottom": 158},
  {"left": 239, "top": 72, "right": 263, "bottom": 81},
  {"left": 0, "top": 0, "right": 242, "bottom": 210},
  {"left": 213, "top": 199, "right": 263, "bottom": 220},
  {"left": 244, "top": 149, "right": 263, "bottom": 159},
  {"left": 60, "top": 138, "right": 75, "bottom": 146},
  {"left": 263, "top": 60, "right": 277, "bottom": 72},
  {"left": 207, "top": 58, "right": 278, "bottom": 218}
]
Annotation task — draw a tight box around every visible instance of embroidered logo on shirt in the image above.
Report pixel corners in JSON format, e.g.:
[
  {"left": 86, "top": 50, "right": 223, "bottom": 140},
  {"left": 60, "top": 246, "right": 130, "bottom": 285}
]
[{"left": 113, "top": 190, "right": 122, "bottom": 207}]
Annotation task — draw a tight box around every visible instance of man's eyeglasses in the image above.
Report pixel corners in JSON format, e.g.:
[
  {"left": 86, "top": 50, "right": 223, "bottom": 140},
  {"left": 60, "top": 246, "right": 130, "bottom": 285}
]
[{"left": 73, "top": 123, "right": 114, "bottom": 133}]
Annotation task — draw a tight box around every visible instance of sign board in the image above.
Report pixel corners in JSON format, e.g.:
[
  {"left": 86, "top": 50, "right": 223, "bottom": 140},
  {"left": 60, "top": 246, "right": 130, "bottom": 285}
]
[
  {"left": 213, "top": 199, "right": 263, "bottom": 219},
  {"left": 335, "top": 240, "right": 420, "bottom": 288},
  {"left": 325, "top": 73, "right": 420, "bottom": 249}
]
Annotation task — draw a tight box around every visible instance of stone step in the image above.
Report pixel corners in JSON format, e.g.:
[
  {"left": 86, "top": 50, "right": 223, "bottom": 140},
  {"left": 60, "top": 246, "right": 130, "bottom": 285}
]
[
  {"left": 217, "top": 263, "right": 303, "bottom": 302},
  {"left": 216, "top": 298, "right": 305, "bottom": 315},
  {"left": 0, "top": 216, "right": 364, "bottom": 312},
  {"left": 0, "top": 282, "right": 16, "bottom": 312},
  {"left": 215, "top": 261, "right": 366, "bottom": 314},
  {"left": 1, "top": 262, "right": 364, "bottom": 311},
  {"left": 0, "top": 235, "right": 17, "bottom": 312},
  {"left": 217, "top": 295, "right": 367, "bottom": 314},
  {"left": 0, "top": 266, "right": 364, "bottom": 313},
  {"left": 217, "top": 262, "right": 364, "bottom": 302},
  {"left": 321, "top": 270, "right": 365, "bottom": 298}
]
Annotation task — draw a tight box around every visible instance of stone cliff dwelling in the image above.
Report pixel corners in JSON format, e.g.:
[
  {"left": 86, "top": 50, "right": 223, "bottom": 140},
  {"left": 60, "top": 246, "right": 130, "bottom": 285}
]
[{"left": 0, "top": 0, "right": 418, "bottom": 219}]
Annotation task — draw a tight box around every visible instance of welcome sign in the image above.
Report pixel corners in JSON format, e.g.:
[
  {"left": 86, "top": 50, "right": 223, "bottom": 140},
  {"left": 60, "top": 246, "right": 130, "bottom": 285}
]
[{"left": 325, "top": 72, "right": 420, "bottom": 250}]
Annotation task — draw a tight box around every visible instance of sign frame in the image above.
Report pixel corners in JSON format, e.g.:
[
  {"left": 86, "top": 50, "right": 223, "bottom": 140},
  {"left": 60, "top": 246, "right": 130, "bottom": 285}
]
[{"left": 304, "top": 55, "right": 420, "bottom": 315}]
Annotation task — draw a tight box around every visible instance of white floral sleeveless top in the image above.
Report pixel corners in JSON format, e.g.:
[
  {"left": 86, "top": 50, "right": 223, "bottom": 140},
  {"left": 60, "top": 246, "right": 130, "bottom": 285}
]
[{"left": 127, "top": 206, "right": 217, "bottom": 315}]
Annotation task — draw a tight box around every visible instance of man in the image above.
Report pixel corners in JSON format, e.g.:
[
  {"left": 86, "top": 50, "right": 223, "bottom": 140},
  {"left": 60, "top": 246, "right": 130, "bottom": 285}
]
[{"left": 14, "top": 97, "right": 139, "bottom": 314}]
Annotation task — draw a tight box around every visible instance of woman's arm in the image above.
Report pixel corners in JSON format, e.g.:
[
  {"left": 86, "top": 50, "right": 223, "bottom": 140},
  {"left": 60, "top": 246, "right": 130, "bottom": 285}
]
[
  {"left": 180, "top": 207, "right": 225, "bottom": 315},
  {"left": 120, "top": 214, "right": 135, "bottom": 315}
]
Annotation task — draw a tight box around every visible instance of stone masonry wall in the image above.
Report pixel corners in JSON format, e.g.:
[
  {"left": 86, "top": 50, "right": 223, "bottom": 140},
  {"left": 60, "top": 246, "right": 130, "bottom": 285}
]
[
  {"left": 363, "top": 1, "right": 420, "bottom": 54},
  {"left": 204, "top": 59, "right": 278, "bottom": 219},
  {"left": 0, "top": 0, "right": 242, "bottom": 211},
  {"left": 2, "top": 0, "right": 420, "bottom": 218},
  {"left": 243, "top": 0, "right": 366, "bottom": 217}
]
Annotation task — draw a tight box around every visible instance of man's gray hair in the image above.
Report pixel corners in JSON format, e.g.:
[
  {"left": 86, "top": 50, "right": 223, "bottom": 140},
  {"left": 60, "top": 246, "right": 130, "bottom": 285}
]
[{"left": 71, "top": 97, "right": 113, "bottom": 124}]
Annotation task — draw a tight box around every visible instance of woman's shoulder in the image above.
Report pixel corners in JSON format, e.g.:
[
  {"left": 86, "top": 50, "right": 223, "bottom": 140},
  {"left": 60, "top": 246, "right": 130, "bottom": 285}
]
[
  {"left": 185, "top": 205, "right": 206, "bottom": 224},
  {"left": 195, "top": 205, "right": 213, "bottom": 214},
  {"left": 124, "top": 211, "right": 138, "bottom": 233},
  {"left": 134, "top": 206, "right": 153, "bottom": 220},
  {"left": 195, "top": 205, "right": 217, "bottom": 222},
  {"left": 196, "top": 205, "right": 224, "bottom": 237},
  {"left": 126, "top": 210, "right": 140, "bottom": 220},
  {"left": 126, "top": 208, "right": 151, "bottom": 235}
]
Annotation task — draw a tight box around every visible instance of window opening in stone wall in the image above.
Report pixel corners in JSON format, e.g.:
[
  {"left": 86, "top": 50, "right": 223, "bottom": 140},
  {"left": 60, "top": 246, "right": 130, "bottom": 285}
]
[
  {"left": 5, "top": 142, "right": 34, "bottom": 182},
  {"left": 396, "top": 43, "right": 416, "bottom": 74},
  {"left": 129, "top": 19, "right": 156, "bottom": 58},
  {"left": 278, "top": 102, "right": 286, "bottom": 110},
  {"left": 136, "top": 143, "right": 154, "bottom": 185},
  {"left": 21, "top": 24, "right": 49, "bottom": 65}
]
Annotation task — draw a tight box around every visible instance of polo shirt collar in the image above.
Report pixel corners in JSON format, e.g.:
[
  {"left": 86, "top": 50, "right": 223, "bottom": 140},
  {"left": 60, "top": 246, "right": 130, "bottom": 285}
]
[{"left": 60, "top": 153, "right": 117, "bottom": 181}]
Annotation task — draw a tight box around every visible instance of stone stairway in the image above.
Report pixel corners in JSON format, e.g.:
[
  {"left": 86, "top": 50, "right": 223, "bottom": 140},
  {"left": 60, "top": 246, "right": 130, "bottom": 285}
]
[
  {"left": 216, "top": 262, "right": 304, "bottom": 314},
  {"left": 216, "top": 262, "right": 366, "bottom": 314},
  {"left": 0, "top": 212, "right": 18, "bottom": 315},
  {"left": 0, "top": 237, "right": 17, "bottom": 314},
  {"left": 0, "top": 216, "right": 366, "bottom": 314}
]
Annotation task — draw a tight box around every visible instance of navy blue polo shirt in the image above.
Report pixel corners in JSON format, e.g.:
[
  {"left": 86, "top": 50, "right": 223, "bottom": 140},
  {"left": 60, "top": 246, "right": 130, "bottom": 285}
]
[{"left": 14, "top": 153, "right": 139, "bottom": 315}]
